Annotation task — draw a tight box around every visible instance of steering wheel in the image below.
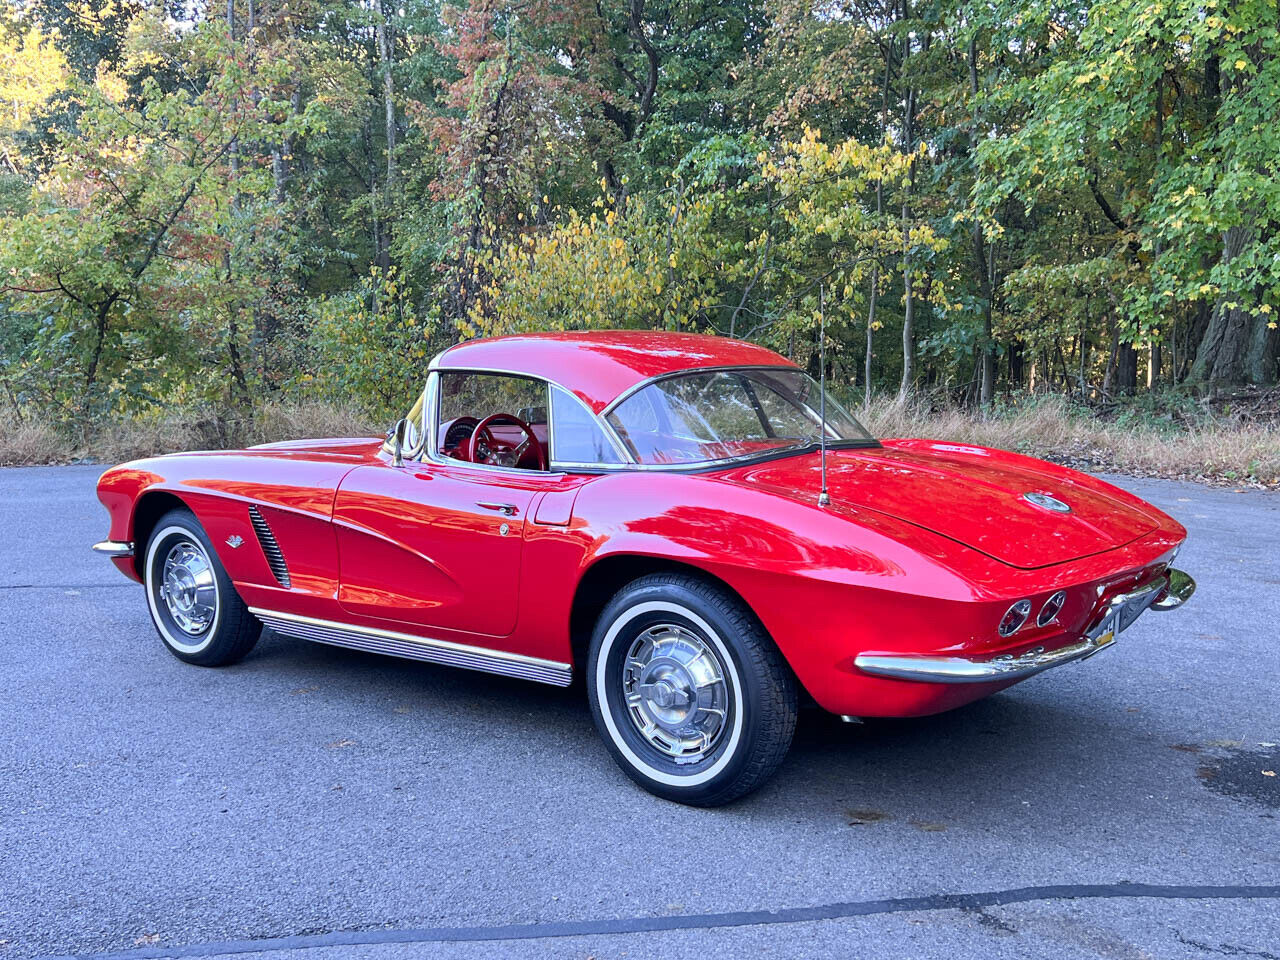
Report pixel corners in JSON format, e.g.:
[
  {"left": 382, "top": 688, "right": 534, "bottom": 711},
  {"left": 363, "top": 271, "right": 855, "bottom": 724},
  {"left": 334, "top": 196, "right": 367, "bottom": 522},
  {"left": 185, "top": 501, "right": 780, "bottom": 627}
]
[{"left": 465, "top": 413, "right": 546, "bottom": 470}]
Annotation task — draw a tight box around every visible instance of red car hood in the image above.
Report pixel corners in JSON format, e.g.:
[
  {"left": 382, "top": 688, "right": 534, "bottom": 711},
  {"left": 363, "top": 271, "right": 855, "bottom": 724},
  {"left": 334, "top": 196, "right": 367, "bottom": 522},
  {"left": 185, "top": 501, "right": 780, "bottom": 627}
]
[{"left": 715, "top": 440, "right": 1160, "bottom": 569}]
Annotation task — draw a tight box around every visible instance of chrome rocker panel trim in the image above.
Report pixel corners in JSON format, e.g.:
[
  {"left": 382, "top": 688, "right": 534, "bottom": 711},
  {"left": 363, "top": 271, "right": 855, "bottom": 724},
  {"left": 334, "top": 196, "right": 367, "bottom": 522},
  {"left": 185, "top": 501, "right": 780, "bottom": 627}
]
[
  {"left": 92, "top": 540, "right": 134, "bottom": 558},
  {"left": 854, "top": 574, "right": 1179, "bottom": 685},
  {"left": 250, "top": 608, "right": 573, "bottom": 687}
]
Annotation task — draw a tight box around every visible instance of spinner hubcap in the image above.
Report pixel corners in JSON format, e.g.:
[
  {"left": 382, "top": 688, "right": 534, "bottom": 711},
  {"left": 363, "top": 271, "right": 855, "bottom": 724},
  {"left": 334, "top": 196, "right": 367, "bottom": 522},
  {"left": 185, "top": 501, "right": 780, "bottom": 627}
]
[
  {"left": 159, "top": 539, "right": 217, "bottom": 636},
  {"left": 622, "top": 623, "right": 729, "bottom": 763}
]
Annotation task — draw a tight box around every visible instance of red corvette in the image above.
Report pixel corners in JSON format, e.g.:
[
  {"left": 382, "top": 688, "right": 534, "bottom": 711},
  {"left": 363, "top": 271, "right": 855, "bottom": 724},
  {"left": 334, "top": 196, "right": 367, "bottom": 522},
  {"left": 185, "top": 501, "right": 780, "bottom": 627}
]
[{"left": 94, "top": 331, "right": 1195, "bottom": 805}]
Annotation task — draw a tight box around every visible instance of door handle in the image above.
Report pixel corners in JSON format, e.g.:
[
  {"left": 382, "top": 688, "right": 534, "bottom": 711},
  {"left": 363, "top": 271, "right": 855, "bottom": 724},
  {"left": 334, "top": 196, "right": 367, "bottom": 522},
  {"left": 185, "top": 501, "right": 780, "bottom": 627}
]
[{"left": 476, "top": 501, "right": 518, "bottom": 516}]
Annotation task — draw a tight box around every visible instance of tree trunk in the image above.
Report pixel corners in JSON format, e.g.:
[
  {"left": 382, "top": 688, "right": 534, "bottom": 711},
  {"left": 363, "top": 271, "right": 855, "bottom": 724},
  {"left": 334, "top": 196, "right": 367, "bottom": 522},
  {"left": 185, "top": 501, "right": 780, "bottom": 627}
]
[
  {"left": 375, "top": 4, "right": 396, "bottom": 271},
  {"left": 1078, "top": 330, "right": 1089, "bottom": 399},
  {"left": 1115, "top": 342, "right": 1138, "bottom": 395},
  {"left": 1008, "top": 339, "right": 1024, "bottom": 390},
  {"left": 1245, "top": 304, "right": 1279, "bottom": 384},
  {"left": 84, "top": 296, "right": 118, "bottom": 396},
  {"left": 1148, "top": 75, "right": 1163, "bottom": 392},
  {"left": 898, "top": 101, "right": 916, "bottom": 397},
  {"left": 968, "top": 36, "right": 996, "bottom": 411},
  {"left": 1102, "top": 322, "right": 1118, "bottom": 397},
  {"left": 867, "top": 56, "right": 890, "bottom": 410},
  {"left": 900, "top": 240, "right": 914, "bottom": 397},
  {"left": 227, "top": 0, "right": 239, "bottom": 210},
  {"left": 1190, "top": 225, "right": 1276, "bottom": 388},
  {"left": 865, "top": 259, "right": 878, "bottom": 409}
]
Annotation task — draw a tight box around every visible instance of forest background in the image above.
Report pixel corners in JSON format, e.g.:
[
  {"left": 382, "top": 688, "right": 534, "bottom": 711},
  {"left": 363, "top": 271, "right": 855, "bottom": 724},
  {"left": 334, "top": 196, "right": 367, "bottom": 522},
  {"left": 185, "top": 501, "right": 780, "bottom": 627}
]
[{"left": 1, "top": 0, "right": 1277, "bottom": 483}]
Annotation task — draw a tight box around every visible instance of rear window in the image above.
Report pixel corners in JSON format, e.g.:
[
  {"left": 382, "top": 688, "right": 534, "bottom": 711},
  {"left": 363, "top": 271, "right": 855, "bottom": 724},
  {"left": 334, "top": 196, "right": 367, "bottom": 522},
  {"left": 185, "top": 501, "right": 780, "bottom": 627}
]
[{"left": 606, "top": 368, "right": 874, "bottom": 465}]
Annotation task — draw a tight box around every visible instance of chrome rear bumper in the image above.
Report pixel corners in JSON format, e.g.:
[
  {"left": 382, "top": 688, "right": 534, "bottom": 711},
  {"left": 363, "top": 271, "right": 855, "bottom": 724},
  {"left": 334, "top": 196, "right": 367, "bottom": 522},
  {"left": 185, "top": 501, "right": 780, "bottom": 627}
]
[
  {"left": 1151, "top": 567, "right": 1195, "bottom": 611},
  {"left": 854, "top": 569, "right": 1194, "bottom": 685},
  {"left": 92, "top": 540, "right": 134, "bottom": 558}
]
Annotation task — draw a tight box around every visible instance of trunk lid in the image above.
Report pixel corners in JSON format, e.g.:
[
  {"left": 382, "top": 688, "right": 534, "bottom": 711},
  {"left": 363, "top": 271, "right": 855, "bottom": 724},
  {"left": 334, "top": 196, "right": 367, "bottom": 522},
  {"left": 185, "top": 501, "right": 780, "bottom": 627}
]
[{"left": 715, "top": 441, "right": 1159, "bottom": 569}]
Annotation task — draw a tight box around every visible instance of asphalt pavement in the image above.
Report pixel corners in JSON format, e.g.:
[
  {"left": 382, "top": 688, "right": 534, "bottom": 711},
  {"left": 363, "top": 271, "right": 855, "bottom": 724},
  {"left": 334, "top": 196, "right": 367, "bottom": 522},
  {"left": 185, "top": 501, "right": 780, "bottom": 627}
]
[{"left": 1, "top": 465, "right": 1277, "bottom": 960}]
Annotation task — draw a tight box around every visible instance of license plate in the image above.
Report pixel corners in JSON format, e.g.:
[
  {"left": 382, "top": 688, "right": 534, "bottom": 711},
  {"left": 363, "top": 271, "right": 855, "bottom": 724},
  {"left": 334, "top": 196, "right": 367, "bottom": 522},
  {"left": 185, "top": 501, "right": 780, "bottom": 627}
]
[{"left": 1087, "top": 609, "right": 1119, "bottom": 647}]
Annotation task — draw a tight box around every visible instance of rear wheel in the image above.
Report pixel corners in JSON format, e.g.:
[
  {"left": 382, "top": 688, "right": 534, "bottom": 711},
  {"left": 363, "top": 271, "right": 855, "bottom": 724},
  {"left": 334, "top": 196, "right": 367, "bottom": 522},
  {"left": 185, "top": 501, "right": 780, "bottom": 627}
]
[
  {"left": 586, "top": 573, "right": 797, "bottom": 806},
  {"left": 143, "top": 508, "right": 260, "bottom": 666}
]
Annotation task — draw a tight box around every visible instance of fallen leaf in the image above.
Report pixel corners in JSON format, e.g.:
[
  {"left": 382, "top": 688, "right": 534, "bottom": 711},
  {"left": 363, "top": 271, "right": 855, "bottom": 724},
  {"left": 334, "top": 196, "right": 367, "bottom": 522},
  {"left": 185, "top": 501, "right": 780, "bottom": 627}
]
[
  {"left": 845, "top": 807, "right": 889, "bottom": 824},
  {"left": 911, "top": 820, "right": 947, "bottom": 832}
]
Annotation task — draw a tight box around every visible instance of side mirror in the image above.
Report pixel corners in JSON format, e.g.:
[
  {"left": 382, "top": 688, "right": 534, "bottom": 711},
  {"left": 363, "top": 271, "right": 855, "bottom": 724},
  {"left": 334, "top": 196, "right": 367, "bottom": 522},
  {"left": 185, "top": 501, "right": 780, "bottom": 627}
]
[{"left": 391, "top": 417, "right": 411, "bottom": 467}]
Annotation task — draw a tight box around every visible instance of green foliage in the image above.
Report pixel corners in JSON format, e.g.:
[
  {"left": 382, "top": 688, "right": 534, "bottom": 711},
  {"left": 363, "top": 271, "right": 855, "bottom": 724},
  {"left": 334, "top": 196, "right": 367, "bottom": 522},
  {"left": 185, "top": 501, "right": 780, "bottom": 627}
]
[
  {"left": 973, "top": 0, "right": 1280, "bottom": 376},
  {"left": 298, "top": 266, "right": 443, "bottom": 420},
  {"left": 0, "top": 0, "right": 1276, "bottom": 437}
]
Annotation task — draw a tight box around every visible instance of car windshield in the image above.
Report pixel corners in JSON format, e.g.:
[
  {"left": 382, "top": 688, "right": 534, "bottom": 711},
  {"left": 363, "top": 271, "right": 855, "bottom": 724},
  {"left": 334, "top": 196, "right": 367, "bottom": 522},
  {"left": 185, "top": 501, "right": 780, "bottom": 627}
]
[{"left": 605, "top": 367, "right": 876, "bottom": 466}]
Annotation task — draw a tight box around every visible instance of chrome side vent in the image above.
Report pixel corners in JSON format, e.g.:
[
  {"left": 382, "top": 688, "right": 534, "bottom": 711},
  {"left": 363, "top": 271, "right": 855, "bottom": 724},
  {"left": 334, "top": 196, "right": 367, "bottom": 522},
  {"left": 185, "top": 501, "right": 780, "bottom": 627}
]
[{"left": 247, "top": 505, "right": 291, "bottom": 588}]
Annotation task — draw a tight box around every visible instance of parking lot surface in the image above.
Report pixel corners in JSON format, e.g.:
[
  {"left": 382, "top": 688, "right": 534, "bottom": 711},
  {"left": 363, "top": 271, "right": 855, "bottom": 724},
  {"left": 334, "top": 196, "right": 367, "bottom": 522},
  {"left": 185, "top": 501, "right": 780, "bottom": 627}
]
[{"left": 1, "top": 465, "right": 1277, "bottom": 959}]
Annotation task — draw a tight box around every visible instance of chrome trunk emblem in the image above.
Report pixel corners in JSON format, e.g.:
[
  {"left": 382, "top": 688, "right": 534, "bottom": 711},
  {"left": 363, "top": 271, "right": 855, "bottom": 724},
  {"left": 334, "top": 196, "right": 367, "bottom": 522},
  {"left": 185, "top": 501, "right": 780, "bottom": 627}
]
[
  {"left": 226, "top": 535, "right": 244, "bottom": 548},
  {"left": 1022, "top": 492, "right": 1071, "bottom": 513}
]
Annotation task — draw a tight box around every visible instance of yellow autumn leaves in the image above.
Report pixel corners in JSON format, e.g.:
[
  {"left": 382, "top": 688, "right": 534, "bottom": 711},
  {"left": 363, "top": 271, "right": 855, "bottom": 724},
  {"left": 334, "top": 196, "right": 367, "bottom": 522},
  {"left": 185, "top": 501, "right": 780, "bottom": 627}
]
[{"left": 464, "top": 127, "right": 945, "bottom": 343}]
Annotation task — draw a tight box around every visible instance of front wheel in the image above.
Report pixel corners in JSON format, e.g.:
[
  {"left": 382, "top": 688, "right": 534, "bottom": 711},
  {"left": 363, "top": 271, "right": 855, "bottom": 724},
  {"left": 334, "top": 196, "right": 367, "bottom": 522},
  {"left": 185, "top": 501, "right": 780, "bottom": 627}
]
[
  {"left": 143, "top": 508, "right": 261, "bottom": 666},
  {"left": 586, "top": 573, "right": 797, "bottom": 806}
]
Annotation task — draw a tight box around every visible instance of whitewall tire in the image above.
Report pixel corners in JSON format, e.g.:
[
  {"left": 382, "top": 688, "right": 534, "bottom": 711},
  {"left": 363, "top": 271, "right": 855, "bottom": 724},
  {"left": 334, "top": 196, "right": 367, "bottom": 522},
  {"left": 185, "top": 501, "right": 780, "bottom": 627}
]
[
  {"left": 586, "top": 573, "right": 797, "bottom": 806},
  {"left": 143, "top": 508, "right": 261, "bottom": 666}
]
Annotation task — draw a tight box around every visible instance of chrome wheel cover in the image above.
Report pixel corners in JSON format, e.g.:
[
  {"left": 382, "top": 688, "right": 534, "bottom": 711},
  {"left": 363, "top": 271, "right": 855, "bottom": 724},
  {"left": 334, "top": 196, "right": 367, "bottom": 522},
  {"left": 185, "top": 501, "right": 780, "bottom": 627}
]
[
  {"left": 622, "top": 623, "right": 729, "bottom": 763},
  {"left": 158, "top": 539, "right": 217, "bottom": 636}
]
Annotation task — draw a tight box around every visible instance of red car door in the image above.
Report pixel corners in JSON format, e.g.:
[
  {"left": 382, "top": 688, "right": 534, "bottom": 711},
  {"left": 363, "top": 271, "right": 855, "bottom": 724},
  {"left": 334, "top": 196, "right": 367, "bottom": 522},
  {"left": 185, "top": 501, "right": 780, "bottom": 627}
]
[{"left": 332, "top": 458, "right": 555, "bottom": 638}]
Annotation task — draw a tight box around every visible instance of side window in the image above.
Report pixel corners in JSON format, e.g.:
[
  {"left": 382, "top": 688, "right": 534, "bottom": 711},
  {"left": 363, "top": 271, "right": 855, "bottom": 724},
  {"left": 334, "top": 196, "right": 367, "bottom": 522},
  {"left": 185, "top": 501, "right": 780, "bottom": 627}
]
[
  {"left": 436, "top": 372, "right": 549, "bottom": 469},
  {"left": 550, "top": 386, "right": 625, "bottom": 464}
]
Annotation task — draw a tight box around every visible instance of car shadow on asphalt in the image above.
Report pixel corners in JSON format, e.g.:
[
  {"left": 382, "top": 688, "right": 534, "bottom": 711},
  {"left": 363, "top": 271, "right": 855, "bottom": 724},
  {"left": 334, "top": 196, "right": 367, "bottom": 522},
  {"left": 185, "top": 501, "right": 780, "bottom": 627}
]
[{"left": 245, "top": 627, "right": 1155, "bottom": 820}]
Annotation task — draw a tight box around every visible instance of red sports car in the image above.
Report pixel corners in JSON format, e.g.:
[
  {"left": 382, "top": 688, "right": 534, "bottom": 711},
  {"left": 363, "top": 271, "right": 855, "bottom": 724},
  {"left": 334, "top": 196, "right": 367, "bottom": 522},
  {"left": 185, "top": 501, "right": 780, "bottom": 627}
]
[{"left": 94, "top": 331, "right": 1195, "bottom": 805}]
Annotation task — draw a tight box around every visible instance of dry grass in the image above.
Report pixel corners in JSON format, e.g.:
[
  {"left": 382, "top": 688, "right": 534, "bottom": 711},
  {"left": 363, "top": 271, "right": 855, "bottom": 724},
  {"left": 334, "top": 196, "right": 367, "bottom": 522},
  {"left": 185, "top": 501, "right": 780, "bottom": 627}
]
[
  {"left": 862, "top": 395, "right": 1280, "bottom": 487},
  {"left": 0, "top": 419, "right": 68, "bottom": 466},
  {"left": 3, "top": 397, "right": 1277, "bottom": 486},
  {"left": 253, "top": 401, "right": 381, "bottom": 443},
  {"left": 2, "top": 401, "right": 382, "bottom": 467}
]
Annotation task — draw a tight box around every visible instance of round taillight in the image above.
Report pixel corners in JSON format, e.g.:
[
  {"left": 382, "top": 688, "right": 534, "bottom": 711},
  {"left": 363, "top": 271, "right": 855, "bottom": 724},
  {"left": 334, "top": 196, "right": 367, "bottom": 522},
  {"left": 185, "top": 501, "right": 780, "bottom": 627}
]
[
  {"left": 998, "top": 599, "right": 1032, "bottom": 637},
  {"left": 1038, "top": 590, "right": 1067, "bottom": 626}
]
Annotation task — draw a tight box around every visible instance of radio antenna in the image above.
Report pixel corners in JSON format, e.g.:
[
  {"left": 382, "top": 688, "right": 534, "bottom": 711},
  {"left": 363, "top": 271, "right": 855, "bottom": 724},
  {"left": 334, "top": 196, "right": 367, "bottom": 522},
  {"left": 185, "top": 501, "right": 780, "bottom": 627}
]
[{"left": 818, "top": 283, "right": 830, "bottom": 508}]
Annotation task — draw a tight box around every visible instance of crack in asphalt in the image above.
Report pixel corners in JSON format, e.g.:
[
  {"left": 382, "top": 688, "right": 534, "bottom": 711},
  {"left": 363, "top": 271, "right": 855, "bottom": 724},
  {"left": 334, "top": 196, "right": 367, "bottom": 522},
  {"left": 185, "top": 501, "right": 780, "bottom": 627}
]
[
  {"left": 1176, "top": 934, "right": 1280, "bottom": 960},
  {"left": 36, "top": 883, "right": 1280, "bottom": 960}
]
